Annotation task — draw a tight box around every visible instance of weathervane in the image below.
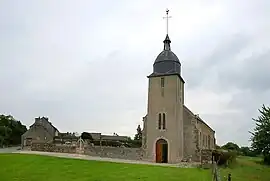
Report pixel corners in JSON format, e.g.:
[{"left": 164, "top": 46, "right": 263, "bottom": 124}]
[{"left": 163, "top": 8, "right": 172, "bottom": 35}]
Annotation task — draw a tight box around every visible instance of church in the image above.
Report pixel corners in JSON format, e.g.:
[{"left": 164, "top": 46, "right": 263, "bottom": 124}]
[{"left": 141, "top": 10, "right": 215, "bottom": 164}]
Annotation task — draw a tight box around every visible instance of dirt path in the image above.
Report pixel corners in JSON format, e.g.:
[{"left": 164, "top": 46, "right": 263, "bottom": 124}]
[
  {"left": 0, "top": 146, "right": 20, "bottom": 153},
  {"left": 14, "top": 150, "right": 199, "bottom": 168}
]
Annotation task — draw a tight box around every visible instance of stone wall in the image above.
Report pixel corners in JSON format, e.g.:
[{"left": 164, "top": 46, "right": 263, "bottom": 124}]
[
  {"left": 183, "top": 106, "right": 201, "bottom": 162},
  {"left": 193, "top": 127, "right": 200, "bottom": 162},
  {"left": 84, "top": 146, "right": 144, "bottom": 160},
  {"left": 31, "top": 143, "right": 76, "bottom": 153},
  {"left": 201, "top": 149, "right": 213, "bottom": 163},
  {"left": 30, "top": 143, "right": 144, "bottom": 161},
  {"left": 183, "top": 106, "right": 193, "bottom": 160},
  {"left": 196, "top": 118, "right": 215, "bottom": 150}
]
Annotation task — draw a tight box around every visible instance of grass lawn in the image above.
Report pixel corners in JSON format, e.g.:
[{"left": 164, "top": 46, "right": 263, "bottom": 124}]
[
  {"left": 220, "top": 156, "right": 270, "bottom": 181},
  {"left": 0, "top": 154, "right": 269, "bottom": 181},
  {"left": 0, "top": 153, "right": 211, "bottom": 181}
]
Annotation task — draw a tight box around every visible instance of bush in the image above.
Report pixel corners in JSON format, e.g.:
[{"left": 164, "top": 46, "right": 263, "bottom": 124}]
[{"left": 212, "top": 150, "right": 237, "bottom": 167}]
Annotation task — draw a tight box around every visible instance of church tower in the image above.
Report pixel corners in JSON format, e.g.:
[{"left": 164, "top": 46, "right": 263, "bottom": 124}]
[{"left": 143, "top": 9, "right": 185, "bottom": 163}]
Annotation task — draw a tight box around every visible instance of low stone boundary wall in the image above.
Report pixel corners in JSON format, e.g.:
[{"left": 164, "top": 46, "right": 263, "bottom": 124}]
[
  {"left": 84, "top": 146, "right": 144, "bottom": 160},
  {"left": 30, "top": 143, "right": 144, "bottom": 161},
  {"left": 201, "top": 149, "right": 213, "bottom": 163},
  {"left": 31, "top": 143, "right": 76, "bottom": 153},
  {"left": 200, "top": 149, "right": 213, "bottom": 168},
  {"left": 30, "top": 143, "right": 209, "bottom": 164}
]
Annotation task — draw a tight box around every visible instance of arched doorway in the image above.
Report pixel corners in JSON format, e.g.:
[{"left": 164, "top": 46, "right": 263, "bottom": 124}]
[{"left": 156, "top": 139, "right": 168, "bottom": 163}]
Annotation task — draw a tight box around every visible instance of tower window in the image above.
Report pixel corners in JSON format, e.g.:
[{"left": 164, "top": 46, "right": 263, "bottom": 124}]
[
  {"left": 158, "top": 113, "right": 162, "bottom": 129},
  {"left": 199, "top": 132, "right": 202, "bottom": 147},
  {"left": 162, "top": 113, "right": 166, "bottom": 129},
  {"left": 203, "top": 135, "right": 205, "bottom": 146},
  {"left": 158, "top": 113, "right": 166, "bottom": 130},
  {"left": 161, "top": 77, "right": 165, "bottom": 88}
]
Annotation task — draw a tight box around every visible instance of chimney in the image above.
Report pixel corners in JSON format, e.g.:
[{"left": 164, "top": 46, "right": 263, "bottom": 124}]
[{"left": 35, "top": 117, "right": 41, "bottom": 123}]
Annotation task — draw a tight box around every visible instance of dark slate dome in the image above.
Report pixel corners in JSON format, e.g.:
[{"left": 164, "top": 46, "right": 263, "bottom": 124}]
[{"left": 153, "top": 34, "right": 181, "bottom": 75}]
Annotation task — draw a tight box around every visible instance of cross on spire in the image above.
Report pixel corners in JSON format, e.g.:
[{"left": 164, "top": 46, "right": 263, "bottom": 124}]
[{"left": 163, "top": 8, "right": 172, "bottom": 35}]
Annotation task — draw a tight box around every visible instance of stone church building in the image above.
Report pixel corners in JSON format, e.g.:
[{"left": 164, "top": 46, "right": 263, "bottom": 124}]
[{"left": 141, "top": 34, "right": 215, "bottom": 163}]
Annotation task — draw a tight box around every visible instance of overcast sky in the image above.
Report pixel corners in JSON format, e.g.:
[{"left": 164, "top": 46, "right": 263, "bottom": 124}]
[{"left": 1, "top": 0, "right": 269, "bottom": 146}]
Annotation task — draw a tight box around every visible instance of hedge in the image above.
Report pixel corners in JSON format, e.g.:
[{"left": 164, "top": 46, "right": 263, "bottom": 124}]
[{"left": 212, "top": 150, "right": 237, "bottom": 166}]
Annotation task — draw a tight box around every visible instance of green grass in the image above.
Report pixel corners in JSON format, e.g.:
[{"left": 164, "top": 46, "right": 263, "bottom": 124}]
[
  {"left": 1, "top": 154, "right": 269, "bottom": 181},
  {"left": 0, "top": 154, "right": 211, "bottom": 181},
  {"left": 220, "top": 156, "right": 270, "bottom": 181}
]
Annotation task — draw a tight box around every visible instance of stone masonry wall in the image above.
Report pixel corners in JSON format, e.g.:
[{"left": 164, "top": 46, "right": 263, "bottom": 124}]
[
  {"left": 200, "top": 149, "right": 213, "bottom": 168},
  {"left": 30, "top": 143, "right": 145, "bottom": 161},
  {"left": 183, "top": 107, "right": 193, "bottom": 161},
  {"left": 84, "top": 146, "right": 144, "bottom": 160},
  {"left": 31, "top": 143, "right": 76, "bottom": 153},
  {"left": 201, "top": 149, "right": 212, "bottom": 163},
  {"left": 192, "top": 126, "right": 200, "bottom": 162}
]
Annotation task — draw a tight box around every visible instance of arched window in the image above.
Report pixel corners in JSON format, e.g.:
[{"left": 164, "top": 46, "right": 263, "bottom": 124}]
[
  {"left": 162, "top": 113, "right": 166, "bottom": 129},
  {"left": 158, "top": 113, "right": 162, "bottom": 129}
]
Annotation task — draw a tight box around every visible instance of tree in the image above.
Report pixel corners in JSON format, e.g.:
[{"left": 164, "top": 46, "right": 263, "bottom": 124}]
[
  {"left": 0, "top": 135, "right": 4, "bottom": 146},
  {"left": 0, "top": 114, "right": 27, "bottom": 147},
  {"left": 0, "top": 126, "right": 12, "bottom": 146},
  {"left": 240, "top": 146, "right": 250, "bottom": 156},
  {"left": 250, "top": 104, "right": 270, "bottom": 164},
  {"left": 239, "top": 146, "right": 258, "bottom": 157},
  {"left": 134, "top": 125, "right": 142, "bottom": 141},
  {"left": 81, "top": 132, "right": 93, "bottom": 141},
  {"left": 221, "top": 142, "right": 240, "bottom": 151}
]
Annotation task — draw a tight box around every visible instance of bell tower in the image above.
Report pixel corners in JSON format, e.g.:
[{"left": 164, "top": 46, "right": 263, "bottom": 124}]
[{"left": 144, "top": 9, "right": 185, "bottom": 163}]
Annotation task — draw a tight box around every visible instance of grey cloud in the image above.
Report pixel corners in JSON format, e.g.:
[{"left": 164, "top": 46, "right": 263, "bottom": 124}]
[
  {"left": 0, "top": 48, "right": 147, "bottom": 135},
  {"left": 183, "top": 33, "right": 270, "bottom": 94},
  {"left": 212, "top": 89, "right": 270, "bottom": 146},
  {"left": 205, "top": 34, "right": 251, "bottom": 66},
  {"left": 183, "top": 33, "right": 252, "bottom": 89},
  {"left": 217, "top": 50, "right": 270, "bottom": 92},
  {"left": 202, "top": 111, "right": 255, "bottom": 146},
  {"left": 227, "top": 89, "right": 270, "bottom": 115}
]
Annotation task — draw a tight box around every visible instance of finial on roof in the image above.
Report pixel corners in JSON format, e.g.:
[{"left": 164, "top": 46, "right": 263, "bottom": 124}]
[
  {"left": 163, "top": 9, "right": 172, "bottom": 50},
  {"left": 163, "top": 8, "right": 172, "bottom": 35},
  {"left": 163, "top": 34, "right": 171, "bottom": 50}
]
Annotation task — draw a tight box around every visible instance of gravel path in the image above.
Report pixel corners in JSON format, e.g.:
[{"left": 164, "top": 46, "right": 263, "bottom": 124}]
[
  {"left": 0, "top": 146, "right": 20, "bottom": 153},
  {"left": 14, "top": 150, "right": 199, "bottom": 168}
]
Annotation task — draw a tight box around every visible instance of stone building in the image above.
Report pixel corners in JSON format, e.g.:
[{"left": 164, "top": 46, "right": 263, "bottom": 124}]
[
  {"left": 21, "top": 117, "right": 59, "bottom": 148},
  {"left": 141, "top": 33, "right": 215, "bottom": 163},
  {"left": 21, "top": 117, "right": 130, "bottom": 148},
  {"left": 54, "top": 132, "right": 79, "bottom": 145},
  {"left": 89, "top": 133, "right": 129, "bottom": 142}
]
